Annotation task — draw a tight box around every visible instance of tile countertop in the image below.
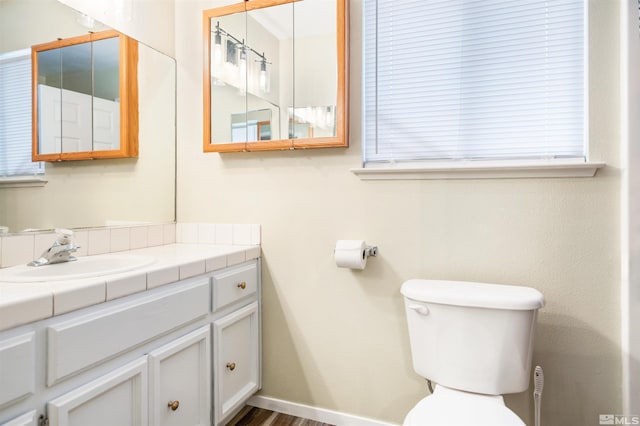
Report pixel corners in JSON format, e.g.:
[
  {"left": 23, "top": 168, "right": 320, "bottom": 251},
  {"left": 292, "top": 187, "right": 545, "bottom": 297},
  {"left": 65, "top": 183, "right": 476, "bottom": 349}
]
[{"left": 0, "top": 243, "right": 261, "bottom": 332}]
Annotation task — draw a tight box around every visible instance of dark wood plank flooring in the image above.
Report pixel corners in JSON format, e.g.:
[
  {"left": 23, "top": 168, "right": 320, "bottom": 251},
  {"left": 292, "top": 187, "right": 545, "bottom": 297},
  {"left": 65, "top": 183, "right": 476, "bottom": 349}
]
[{"left": 226, "top": 406, "right": 335, "bottom": 426}]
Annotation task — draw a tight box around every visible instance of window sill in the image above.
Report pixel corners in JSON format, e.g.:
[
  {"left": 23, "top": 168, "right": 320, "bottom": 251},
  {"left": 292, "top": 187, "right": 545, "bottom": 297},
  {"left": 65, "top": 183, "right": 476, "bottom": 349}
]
[
  {"left": 0, "top": 177, "right": 48, "bottom": 188},
  {"left": 351, "top": 160, "right": 606, "bottom": 180}
]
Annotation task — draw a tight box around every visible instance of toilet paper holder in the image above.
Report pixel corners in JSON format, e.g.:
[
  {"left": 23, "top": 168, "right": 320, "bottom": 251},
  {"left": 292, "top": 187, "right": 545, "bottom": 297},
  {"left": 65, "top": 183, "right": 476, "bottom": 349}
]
[
  {"left": 334, "top": 240, "right": 378, "bottom": 270},
  {"left": 365, "top": 245, "right": 378, "bottom": 257}
]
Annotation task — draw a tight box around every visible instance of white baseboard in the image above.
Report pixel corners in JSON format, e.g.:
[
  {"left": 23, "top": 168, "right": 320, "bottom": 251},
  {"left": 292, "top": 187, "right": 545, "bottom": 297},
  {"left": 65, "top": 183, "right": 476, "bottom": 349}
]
[{"left": 247, "top": 395, "right": 400, "bottom": 426}]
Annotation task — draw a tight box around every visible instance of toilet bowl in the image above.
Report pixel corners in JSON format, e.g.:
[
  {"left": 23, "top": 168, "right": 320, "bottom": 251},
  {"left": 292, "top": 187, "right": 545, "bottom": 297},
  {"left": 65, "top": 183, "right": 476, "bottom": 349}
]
[
  {"left": 401, "top": 279, "right": 544, "bottom": 426},
  {"left": 403, "top": 385, "right": 524, "bottom": 426}
]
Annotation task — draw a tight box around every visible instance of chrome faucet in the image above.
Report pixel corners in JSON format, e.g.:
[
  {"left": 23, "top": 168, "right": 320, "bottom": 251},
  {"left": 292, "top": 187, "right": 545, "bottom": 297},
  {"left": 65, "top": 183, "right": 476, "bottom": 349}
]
[{"left": 28, "top": 229, "right": 80, "bottom": 267}]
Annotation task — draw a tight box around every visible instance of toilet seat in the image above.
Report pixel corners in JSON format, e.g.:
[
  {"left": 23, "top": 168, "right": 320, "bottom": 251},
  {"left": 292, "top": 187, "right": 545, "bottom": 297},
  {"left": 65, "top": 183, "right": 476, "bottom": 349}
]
[{"left": 403, "top": 385, "right": 525, "bottom": 426}]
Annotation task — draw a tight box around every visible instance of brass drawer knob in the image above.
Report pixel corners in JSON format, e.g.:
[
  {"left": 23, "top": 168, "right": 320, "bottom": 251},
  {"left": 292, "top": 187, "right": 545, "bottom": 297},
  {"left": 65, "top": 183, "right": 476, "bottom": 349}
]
[
  {"left": 168, "top": 400, "right": 180, "bottom": 411},
  {"left": 237, "top": 281, "right": 247, "bottom": 290},
  {"left": 226, "top": 362, "right": 236, "bottom": 371}
]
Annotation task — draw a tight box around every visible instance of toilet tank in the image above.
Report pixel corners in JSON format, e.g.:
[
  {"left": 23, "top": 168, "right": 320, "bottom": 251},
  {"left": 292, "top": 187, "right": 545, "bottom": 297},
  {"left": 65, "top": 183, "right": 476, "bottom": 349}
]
[{"left": 401, "top": 279, "right": 544, "bottom": 395}]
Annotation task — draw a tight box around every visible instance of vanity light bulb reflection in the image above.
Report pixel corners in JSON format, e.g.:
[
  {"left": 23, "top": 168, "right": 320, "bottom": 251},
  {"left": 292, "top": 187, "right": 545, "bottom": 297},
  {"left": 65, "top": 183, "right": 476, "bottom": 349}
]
[
  {"left": 259, "top": 60, "right": 269, "bottom": 93},
  {"left": 260, "top": 70, "right": 267, "bottom": 91},
  {"left": 213, "top": 33, "right": 223, "bottom": 65},
  {"left": 325, "top": 107, "right": 334, "bottom": 128},
  {"left": 238, "top": 51, "right": 247, "bottom": 93}
]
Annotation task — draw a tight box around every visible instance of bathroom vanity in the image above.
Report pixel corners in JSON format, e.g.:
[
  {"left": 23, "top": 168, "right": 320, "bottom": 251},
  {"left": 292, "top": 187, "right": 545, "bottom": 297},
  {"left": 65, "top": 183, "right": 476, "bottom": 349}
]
[{"left": 0, "top": 243, "right": 261, "bottom": 426}]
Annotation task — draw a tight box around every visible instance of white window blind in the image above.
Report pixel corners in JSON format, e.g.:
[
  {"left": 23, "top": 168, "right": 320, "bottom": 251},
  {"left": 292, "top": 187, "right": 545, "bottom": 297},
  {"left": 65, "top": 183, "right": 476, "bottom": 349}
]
[
  {"left": 363, "top": 0, "right": 586, "bottom": 165},
  {"left": 0, "top": 49, "right": 44, "bottom": 177}
]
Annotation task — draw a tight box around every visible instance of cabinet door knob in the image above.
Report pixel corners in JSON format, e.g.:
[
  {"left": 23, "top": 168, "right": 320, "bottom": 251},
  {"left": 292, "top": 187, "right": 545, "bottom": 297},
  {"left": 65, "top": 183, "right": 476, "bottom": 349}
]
[
  {"left": 226, "top": 362, "right": 236, "bottom": 371},
  {"left": 237, "top": 281, "right": 247, "bottom": 290},
  {"left": 168, "top": 400, "right": 180, "bottom": 411}
]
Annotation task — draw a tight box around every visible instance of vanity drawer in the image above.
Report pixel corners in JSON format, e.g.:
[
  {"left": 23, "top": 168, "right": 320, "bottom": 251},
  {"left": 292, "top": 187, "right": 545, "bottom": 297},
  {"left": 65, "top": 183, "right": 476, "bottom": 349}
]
[
  {"left": 0, "top": 332, "right": 35, "bottom": 407},
  {"left": 47, "top": 279, "right": 209, "bottom": 386},
  {"left": 212, "top": 260, "right": 258, "bottom": 312}
]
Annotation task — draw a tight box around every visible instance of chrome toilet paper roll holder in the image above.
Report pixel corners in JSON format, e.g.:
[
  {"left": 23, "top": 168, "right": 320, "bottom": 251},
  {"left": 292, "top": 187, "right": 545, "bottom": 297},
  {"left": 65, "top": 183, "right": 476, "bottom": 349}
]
[{"left": 365, "top": 245, "right": 378, "bottom": 257}]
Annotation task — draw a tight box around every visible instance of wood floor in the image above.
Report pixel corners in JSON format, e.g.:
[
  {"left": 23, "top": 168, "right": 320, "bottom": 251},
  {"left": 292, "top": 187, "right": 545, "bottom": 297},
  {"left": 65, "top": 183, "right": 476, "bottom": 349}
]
[{"left": 226, "top": 406, "right": 335, "bottom": 426}]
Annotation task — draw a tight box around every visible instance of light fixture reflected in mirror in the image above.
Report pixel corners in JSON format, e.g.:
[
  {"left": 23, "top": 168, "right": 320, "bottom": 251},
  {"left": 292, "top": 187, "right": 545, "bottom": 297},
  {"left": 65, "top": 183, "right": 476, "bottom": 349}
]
[
  {"left": 257, "top": 55, "right": 270, "bottom": 93},
  {"left": 238, "top": 42, "right": 247, "bottom": 94},
  {"left": 211, "top": 21, "right": 270, "bottom": 95},
  {"left": 213, "top": 23, "right": 224, "bottom": 65}
]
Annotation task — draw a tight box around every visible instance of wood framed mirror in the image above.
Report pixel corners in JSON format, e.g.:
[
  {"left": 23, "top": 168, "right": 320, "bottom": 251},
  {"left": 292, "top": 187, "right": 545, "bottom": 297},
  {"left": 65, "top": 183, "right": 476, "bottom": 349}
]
[
  {"left": 203, "top": 0, "right": 348, "bottom": 152},
  {"left": 32, "top": 30, "right": 138, "bottom": 161}
]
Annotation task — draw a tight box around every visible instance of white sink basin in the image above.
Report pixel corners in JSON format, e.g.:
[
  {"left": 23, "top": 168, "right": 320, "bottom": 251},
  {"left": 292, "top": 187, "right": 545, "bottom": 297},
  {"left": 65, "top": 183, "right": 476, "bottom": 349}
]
[{"left": 0, "top": 254, "right": 156, "bottom": 282}]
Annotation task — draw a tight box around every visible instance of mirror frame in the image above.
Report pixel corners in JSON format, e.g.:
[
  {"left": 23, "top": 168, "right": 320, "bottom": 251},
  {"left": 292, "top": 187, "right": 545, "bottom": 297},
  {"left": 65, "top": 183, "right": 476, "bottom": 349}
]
[
  {"left": 202, "top": 0, "right": 348, "bottom": 152},
  {"left": 31, "top": 30, "right": 139, "bottom": 161}
]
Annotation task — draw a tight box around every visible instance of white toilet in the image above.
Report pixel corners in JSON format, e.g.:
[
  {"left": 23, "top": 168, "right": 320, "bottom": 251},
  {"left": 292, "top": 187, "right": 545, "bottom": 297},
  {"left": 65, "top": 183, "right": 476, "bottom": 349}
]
[{"left": 401, "top": 279, "right": 545, "bottom": 426}]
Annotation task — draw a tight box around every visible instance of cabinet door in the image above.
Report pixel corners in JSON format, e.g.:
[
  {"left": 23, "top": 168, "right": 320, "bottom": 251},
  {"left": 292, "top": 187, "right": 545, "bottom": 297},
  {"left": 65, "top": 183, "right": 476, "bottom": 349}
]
[
  {"left": 47, "top": 357, "right": 147, "bottom": 426},
  {"left": 148, "top": 326, "right": 211, "bottom": 426},
  {"left": 1, "top": 411, "right": 37, "bottom": 426},
  {"left": 213, "top": 302, "right": 259, "bottom": 426},
  {"left": 0, "top": 332, "right": 35, "bottom": 407}
]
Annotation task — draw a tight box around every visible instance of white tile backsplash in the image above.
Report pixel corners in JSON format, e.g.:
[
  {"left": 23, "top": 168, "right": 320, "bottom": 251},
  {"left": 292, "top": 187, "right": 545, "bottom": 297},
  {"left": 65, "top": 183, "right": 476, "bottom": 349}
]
[
  {"left": 73, "top": 231, "right": 89, "bottom": 257},
  {"left": 147, "top": 225, "right": 163, "bottom": 247},
  {"left": 232, "top": 224, "right": 251, "bottom": 245},
  {"left": 129, "top": 227, "right": 148, "bottom": 250},
  {"left": 215, "top": 224, "right": 233, "bottom": 245},
  {"left": 163, "top": 223, "right": 176, "bottom": 244},
  {"left": 110, "top": 228, "right": 130, "bottom": 253},
  {"left": 1, "top": 234, "right": 34, "bottom": 267},
  {"left": 88, "top": 229, "right": 110, "bottom": 255},
  {"left": 250, "top": 224, "right": 261, "bottom": 245},
  {"left": 198, "top": 224, "right": 216, "bottom": 244},
  {"left": 177, "top": 223, "right": 198, "bottom": 243},
  {"left": 0, "top": 222, "right": 259, "bottom": 269},
  {"left": 34, "top": 233, "right": 54, "bottom": 259}
]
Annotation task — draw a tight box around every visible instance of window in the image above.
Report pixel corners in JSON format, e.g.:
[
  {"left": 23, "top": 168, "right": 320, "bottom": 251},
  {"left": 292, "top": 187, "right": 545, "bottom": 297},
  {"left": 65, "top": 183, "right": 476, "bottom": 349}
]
[
  {"left": 362, "top": 0, "right": 587, "bottom": 169},
  {"left": 0, "top": 49, "right": 44, "bottom": 177}
]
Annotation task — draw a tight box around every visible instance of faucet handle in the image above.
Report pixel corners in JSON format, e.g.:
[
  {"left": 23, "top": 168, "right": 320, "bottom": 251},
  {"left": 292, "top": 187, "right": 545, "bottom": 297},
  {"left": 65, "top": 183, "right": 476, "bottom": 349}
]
[{"left": 55, "top": 228, "right": 74, "bottom": 244}]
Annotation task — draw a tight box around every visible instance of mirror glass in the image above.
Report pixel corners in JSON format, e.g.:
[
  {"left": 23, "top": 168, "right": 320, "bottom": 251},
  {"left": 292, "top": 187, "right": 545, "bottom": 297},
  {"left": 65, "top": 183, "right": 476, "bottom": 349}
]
[
  {"left": 92, "top": 37, "right": 120, "bottom": 151},
  {"left": 292, "top": 0, "right": 337, "bottom": 139},
  {"left": 0, "top": 0, "right": 176, "bottom": 234},
  {"left": 231, "top": 109, "right": 278, "bottom": 142},
  {"left": 204, "top": 0, "right": 345, "bottom": 151},
  {"left": 247, "top": 2, "right": 293, "bottom": 143},
  {"left": 37, "top": 38, "right": 116, "bottom": 154},
  {"left": 33, "top": 31, "right": 135, "bottom": 159}
]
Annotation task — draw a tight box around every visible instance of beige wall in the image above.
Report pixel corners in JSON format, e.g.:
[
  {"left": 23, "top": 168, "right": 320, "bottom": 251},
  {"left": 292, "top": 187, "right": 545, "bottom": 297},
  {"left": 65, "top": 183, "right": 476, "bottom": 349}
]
[
  {"left": 5, "top": 0, "right": 619, "bottom": 421},
  {"left": 177, "top": 0, "right": 623, "bottom": 425}
]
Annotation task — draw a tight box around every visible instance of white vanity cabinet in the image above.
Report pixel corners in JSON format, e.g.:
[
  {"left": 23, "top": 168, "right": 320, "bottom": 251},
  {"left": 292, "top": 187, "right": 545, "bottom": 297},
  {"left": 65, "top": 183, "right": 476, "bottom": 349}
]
[
  {"left": 211, "top": 261, "right": 261, "bottom": 426},
  {"left": 47, "top": 357, "right": 148, "bottom": 426},
  {"left": 213, "top": 302, "right": 259, "bottom": 425},
  {"left": 0, "top": 258, "right": 261, "bottom": 426},
  {"left": 1, "top": 411, "right": 37, "bottom": 426},
  {"left": 148, "top": 326, "right": 211, "bottom": 426}
]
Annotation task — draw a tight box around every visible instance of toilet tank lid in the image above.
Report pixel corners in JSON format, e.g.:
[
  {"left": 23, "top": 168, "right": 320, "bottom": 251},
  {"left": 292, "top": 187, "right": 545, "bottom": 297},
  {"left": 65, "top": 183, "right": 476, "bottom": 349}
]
[{"left": 401, "top": 279, "right": 545, "bottom": 310}]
